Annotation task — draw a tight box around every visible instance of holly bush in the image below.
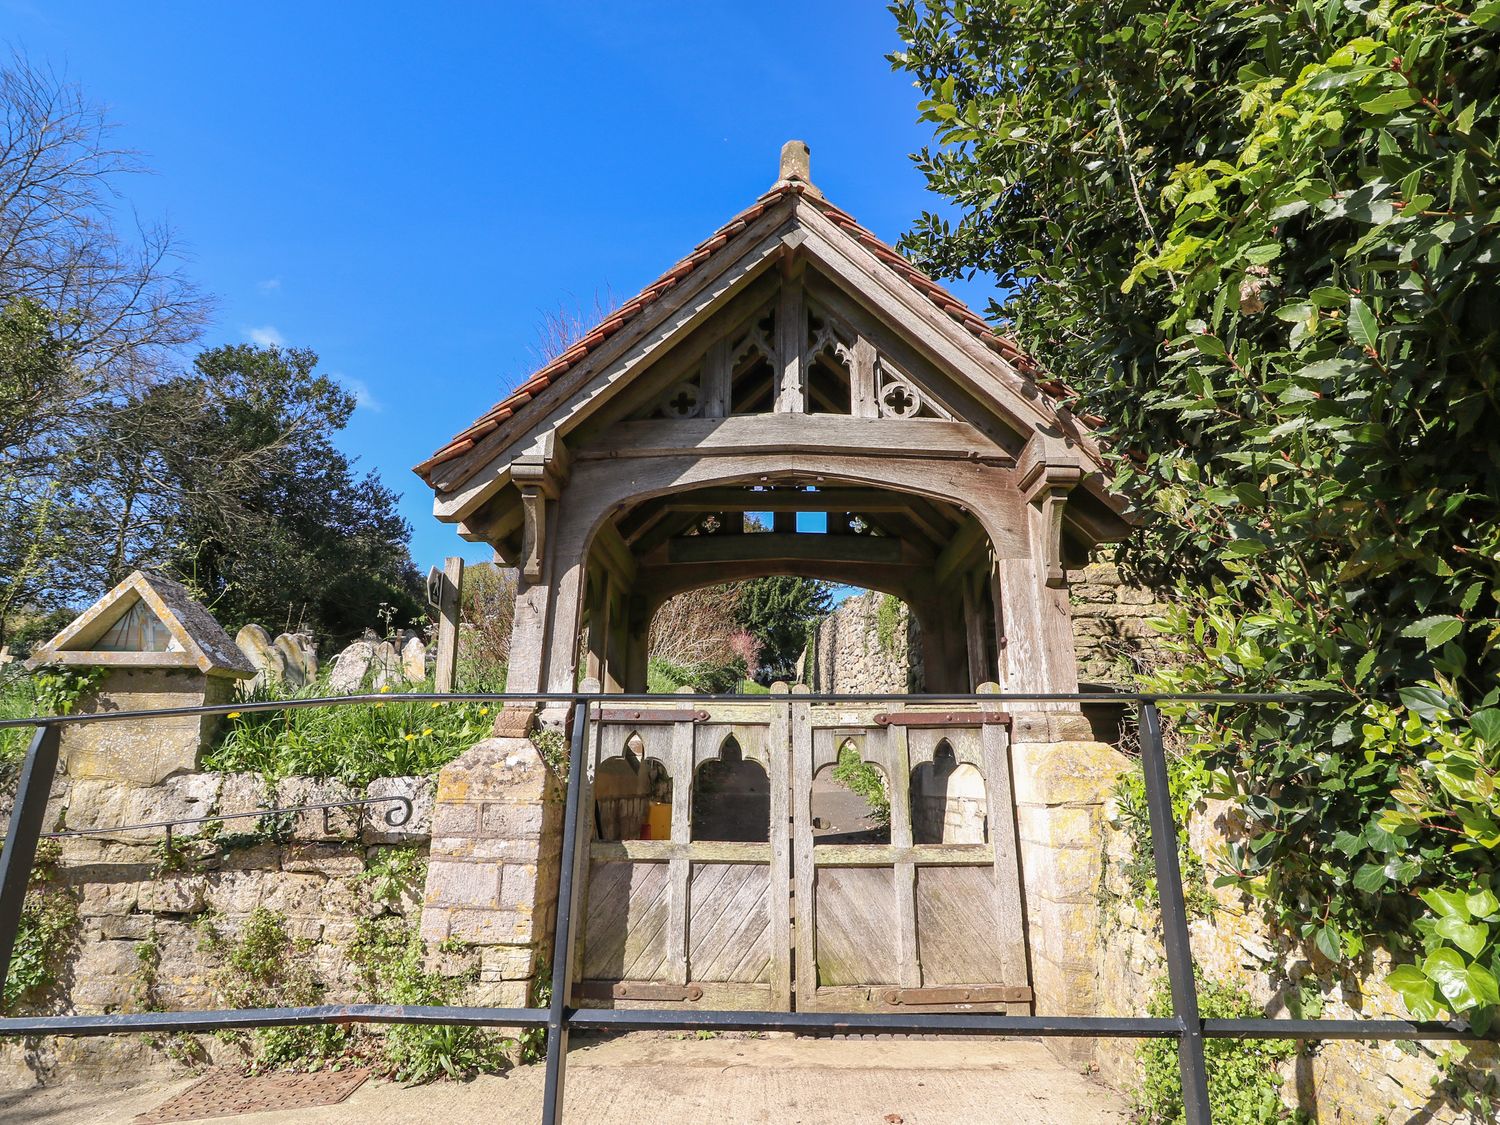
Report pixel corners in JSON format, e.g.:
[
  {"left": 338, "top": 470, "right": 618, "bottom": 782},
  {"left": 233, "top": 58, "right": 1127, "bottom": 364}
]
[{"left": 892, "top": 0, "right": 1500, "bottom": 1030}]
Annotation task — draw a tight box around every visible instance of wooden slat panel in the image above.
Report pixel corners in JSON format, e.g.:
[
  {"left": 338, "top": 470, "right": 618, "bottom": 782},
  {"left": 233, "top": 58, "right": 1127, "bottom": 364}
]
[
  {"left": 583, "top": 860, "right": 670, "bottom": 982},
  {"left": 814, "top": 867, "right": 897, "bottom": 986},
  {"left": 689, "top": 863, "right": 772, "bottom": 983},
  {"left": 915, "top": 866, "right": 1015, "bottom": 986}
]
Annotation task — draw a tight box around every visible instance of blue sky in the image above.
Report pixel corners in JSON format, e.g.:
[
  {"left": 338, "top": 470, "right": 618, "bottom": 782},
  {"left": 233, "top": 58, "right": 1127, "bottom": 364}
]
[{"left": 6, "top": 1, "right": 999, "bottom": 570}]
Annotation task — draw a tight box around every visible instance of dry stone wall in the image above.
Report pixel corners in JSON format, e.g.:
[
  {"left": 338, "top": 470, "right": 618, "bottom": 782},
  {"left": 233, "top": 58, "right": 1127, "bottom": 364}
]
[
  {"left": 0, "top": 770, "right": 434, "bottom": 1086},
  {"left": 809, "top": 591, "right": 921, "bottom": 693},
  {"left": 1066, "top": 559, "right": 1172, "bottom": 687}
]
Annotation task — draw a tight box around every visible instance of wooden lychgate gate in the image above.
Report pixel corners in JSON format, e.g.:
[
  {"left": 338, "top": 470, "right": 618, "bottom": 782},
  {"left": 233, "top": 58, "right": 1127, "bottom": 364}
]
[{"left": 573, "top": 687, "right": 1031, "bottom": 1014}]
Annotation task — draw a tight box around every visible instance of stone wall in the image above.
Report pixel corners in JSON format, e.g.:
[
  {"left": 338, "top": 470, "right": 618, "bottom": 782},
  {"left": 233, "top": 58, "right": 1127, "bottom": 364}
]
[
  {"left": 1093, "top": 795, "right": 1500, "bottom": 1121},
  {"left": 810, "top": 591, "right": 921, "bottom": 693},
  {"left": 1, "top": 769, "right": 434, "bottom": 1085},
  {"left": 1066, "top": 558, "right": 1172, "bottom": 687}
]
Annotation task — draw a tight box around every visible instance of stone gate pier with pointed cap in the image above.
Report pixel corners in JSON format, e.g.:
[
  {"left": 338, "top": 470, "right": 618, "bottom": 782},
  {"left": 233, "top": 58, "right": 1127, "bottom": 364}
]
[
  {"left": 414, "top": 143, "right": 1136, "bottom": 1057},
  {"left": 29, "top": 570, "right": 256, "bottom": 786}
]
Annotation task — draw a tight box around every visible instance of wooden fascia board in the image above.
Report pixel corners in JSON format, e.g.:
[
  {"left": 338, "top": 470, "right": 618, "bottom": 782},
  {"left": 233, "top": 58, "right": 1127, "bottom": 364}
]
[
  {"left": 430, "top": 203, "right": 799, "bottom": 523},
  {"left": 662, "top": 531, "right": 908, "bottom": 567},
  {"left": 33, "top": 571, "right": 221, "bottom": 675},
  {"left": 571, "top": 415, "right": 1011, "bottom": 464}
]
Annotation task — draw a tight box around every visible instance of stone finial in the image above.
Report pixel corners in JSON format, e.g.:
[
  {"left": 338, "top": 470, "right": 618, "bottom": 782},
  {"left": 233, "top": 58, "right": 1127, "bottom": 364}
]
[{"left": 779, "top": 139, "right": 812, "bottom": 184}]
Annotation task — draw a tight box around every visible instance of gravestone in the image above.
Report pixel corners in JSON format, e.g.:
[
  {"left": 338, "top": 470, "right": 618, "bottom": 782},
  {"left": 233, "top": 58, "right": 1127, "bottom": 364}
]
[
  {"left": 401, "top": 636, "right": 427, "bottom": 681},
  {"left": 327, "top": 639, "right": 375, "bottom": 694}
]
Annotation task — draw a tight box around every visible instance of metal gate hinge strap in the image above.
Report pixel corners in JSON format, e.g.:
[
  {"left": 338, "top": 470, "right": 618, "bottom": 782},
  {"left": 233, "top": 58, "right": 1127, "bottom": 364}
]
[
  {"left": 873, "top": 711, "right": 1011, "bottom": 728},
  {"left": 597, "top": 708, "right": 711, "bottom": 724},
  {"left": 572, "top": 981, "right": 704, "bottom": 1002},
  {"left": 881, "top": 986, "right": 1032, "bottom": 1006}
]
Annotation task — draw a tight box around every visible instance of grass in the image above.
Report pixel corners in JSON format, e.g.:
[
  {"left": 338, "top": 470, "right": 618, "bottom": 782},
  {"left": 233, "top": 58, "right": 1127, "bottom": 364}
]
[{"left": 203, "top": 673, "right": 496, "bottom": 785}]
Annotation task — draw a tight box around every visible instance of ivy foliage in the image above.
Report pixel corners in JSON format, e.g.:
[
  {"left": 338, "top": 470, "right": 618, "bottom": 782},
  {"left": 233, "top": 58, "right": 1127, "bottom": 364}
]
[{"left": 892, "top": 1, "right": 1500, "bottom": 1028}]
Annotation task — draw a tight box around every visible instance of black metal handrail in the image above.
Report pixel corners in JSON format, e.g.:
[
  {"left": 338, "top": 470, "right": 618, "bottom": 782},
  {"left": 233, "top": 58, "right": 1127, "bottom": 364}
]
[{"left": 0, "top": 689, "right": 1491, "bottom": 1125}]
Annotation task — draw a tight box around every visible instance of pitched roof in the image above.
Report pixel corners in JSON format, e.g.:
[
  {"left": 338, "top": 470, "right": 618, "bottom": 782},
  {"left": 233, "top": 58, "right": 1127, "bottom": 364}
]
[
  {"left": 31, "top": 569, "right": 256, "bottom": 678},
  {"left": 414, "top": 179, "right": 1092, "bottom": 486}
]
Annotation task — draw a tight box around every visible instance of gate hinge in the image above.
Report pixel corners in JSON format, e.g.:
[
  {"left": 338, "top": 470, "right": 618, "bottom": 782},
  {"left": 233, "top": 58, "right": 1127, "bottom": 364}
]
[{"left": 881, "top": 985, "right": 1032, "bottom": 1006}]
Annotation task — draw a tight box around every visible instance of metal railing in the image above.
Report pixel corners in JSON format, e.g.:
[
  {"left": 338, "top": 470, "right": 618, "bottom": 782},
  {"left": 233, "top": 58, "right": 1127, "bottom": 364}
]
[{"left": 0, "top": 690, "right": 1494, "bottom": 1125}]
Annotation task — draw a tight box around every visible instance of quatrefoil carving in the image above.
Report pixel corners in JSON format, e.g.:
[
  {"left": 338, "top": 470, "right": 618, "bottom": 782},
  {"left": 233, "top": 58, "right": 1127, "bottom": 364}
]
[
  {"left": 878, "top": 377, "right": 922, "bottom": 419},
  {"left": 659, "top": 382, "right": 702, "bottom": 419}
]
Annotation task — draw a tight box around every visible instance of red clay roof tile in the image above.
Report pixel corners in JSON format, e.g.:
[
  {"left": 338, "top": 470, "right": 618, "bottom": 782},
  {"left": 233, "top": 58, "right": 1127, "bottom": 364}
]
[{"left": 416, "top": 180, "right": 1078, "bottom": 483}]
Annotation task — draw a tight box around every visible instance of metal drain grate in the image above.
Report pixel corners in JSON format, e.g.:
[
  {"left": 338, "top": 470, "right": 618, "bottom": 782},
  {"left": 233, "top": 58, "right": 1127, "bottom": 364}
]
[{"left": 134, "top": 1068, "right": 370, "bottom": 1123}]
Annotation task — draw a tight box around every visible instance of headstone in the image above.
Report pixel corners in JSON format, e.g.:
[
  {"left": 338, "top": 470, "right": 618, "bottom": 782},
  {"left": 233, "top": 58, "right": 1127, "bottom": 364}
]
[
  {"left": 273, "top": 633, "right": 308, "bottom": 687},
  {"left": 235, "top": 624, "right": 288, "bottom": 690},
  {"left": 327, "top": 639, "right": 374, "bottom": 694},
  {"left": 401, "top": 636, "right": 427, "bottom": 681},
  {"left": 369, "top": 640, "right": 400, "bottom": 690},
  {"left": 282, "top": 631, "right": 318, "bottom": 682}
]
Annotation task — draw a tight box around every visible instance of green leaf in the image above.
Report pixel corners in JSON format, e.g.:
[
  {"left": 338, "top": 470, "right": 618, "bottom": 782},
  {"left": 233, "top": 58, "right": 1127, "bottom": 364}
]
[
  {"left": 1424, "top": 948, "right": 1472, "bottom": 1006},
  {"left": 1348, "top": 297, "right": 1379, "bottom": 350},
  {"left": 1470, "top": 963, "right": 1500, "bottom": 1006},
  {"left": 1358, "top": 88, "right": 1419, "bottom": 115},
  {"left": 1422, "top": 888, "right": 1472, "bottom": 922},
  {"left": 1389, "top": 964, "right": 1442, "bottom": 1020},
  {"left": 1353, "top": 862, "right": 1388, "bottom": 893},
  {"left": 1474, "top": 0, "right": 1500, "bottom": 30},
  {"left": 1314, "top": 924, "right": 1342, "bottom": 961},
  {"left": 1223, "top": 539, "right": 1267, "bottom": 558},
  {"left": 1467, "top": 889, "right": 1500, "bottom": 919},
  {"left": 1308, "top": 286, "right": 1349, "bottom": 308},
  {"left": 1472, "top": 710, "right": 1500, "bottom": 747},
  {"left": 1400, "top": 615, "right": 1463, "bottom": 651},
  {"left": 1400, "top": 686, "right": 1453, "bottom": 719},
  {"left": 1435, "top": 915, "right": 1489, "bottom": 958}
]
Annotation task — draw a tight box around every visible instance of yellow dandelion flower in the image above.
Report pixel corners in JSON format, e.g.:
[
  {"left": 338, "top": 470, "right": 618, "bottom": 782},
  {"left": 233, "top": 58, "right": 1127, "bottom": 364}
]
[
  {"left": 380, "top": 685, "right": 392, "bottom": 693},
  {"left": 478, "top": 706, "right": 490, "bottom": 716},
  {"left": 375, "top": 701, "right": 386, "bottom": 708},
  {"left": 422, "top": 727, "right": 433, "bottom": 736},
  {"left": 430, "top": 701, "right": 441, "bottom": 708},
  {"left": 404, "top": 733, "right": 417, "bottom": 742},
  {"left": 227, "top": 711, "right": 242, "bottom": 719}
]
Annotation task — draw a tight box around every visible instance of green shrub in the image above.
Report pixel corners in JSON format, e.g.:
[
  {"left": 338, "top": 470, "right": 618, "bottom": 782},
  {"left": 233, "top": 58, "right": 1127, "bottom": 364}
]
[
  {"left": 646, "top": 656, "right": 746, "bottom": 695},
  {"left": 1136, "top": 977, "right": 1302, "bottom": 1124}
]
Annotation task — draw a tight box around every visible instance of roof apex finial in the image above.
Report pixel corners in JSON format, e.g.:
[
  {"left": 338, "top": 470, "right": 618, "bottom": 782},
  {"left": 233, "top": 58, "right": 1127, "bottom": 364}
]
[{"left": 779, "top": 139, "right": 811, "bottom": 185}]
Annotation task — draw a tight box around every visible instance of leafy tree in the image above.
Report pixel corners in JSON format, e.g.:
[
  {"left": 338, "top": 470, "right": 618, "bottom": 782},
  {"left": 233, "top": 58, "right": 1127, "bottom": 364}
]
[
  {"left": 893, "top": 1, "right": 1500, "bottom": 1029},
  {"left": 735, "top": 576, "right": 831, "bottom": 681},
  {"left": 83, "top": 344, "right": 422, "bottom": 644}
]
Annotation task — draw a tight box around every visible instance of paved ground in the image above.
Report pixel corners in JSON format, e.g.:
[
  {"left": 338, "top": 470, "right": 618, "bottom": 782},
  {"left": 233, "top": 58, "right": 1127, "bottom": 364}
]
[{"left": 1, "top": 1034, "right": 1131, "bottom": 1124}]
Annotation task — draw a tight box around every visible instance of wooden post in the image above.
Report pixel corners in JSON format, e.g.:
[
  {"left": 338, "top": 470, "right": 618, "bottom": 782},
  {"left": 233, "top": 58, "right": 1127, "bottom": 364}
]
[{"left": 434, "top": 556, "right": 464, "bottom": 693}]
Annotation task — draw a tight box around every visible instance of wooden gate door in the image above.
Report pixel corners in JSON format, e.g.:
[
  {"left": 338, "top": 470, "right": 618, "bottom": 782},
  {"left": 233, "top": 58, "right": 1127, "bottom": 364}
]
[
  {"left": 791, "top": 693, "right": 1032, "bottom": 1013},
  {"left": 574, "top": 693, "right": 792, "bottom": 1010},
  {"left": 573, "top": 689, "right": 1030, "bottom": 1014}
]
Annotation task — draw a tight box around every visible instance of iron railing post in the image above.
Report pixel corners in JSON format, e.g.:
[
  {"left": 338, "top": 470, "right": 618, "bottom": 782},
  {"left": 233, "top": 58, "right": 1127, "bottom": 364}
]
[
  {"left": 0, "top": 724, "right": 61, "bottom": 999},
  {"left": 1139, "top": 700, "right": 1212, "bottom": 1124},
  {"left": 541, "top": 699, "right": 591, "bottom": 1125}
]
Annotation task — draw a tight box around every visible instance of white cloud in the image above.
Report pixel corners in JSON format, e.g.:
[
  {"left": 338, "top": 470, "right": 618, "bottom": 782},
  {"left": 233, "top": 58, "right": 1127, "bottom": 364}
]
[
  {"left": 246, "top": 325, "right": 286, "bottom": 347},
  {"left": 335, "top": 374, "right": 383, "bottom": 413},
  {"left": 257, "top": 278, "right": 282, "bottom": 293}
]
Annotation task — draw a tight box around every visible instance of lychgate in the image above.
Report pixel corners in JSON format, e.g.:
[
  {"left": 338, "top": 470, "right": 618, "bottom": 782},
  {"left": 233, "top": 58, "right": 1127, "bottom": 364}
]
[{"left": 416, "top": 142, "right": 1133, "bottom": 1017}]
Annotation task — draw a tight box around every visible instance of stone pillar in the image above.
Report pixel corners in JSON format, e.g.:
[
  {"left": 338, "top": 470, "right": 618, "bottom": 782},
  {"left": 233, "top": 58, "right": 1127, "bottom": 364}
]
[
  {"left": 1010, "top": 711, "right": 1128, "bottom": 1066},
  {"left": 420, "top": 729, "right": 563, "bottom": 1009}
]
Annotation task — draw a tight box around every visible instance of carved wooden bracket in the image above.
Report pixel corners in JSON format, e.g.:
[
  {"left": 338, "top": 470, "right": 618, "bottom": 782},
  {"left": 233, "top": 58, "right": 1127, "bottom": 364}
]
[
  {"left": 512, "top": 438, "right": 568, "bottom": 584},
  {"left": 1018, "top": 433, "right": 1083, "bottom": 589}
]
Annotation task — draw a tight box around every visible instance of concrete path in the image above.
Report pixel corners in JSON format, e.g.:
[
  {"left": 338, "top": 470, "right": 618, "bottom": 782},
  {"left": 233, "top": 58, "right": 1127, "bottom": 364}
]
[{"left": 1, "top": 1034, "right": 1131, "bottom": 1125}]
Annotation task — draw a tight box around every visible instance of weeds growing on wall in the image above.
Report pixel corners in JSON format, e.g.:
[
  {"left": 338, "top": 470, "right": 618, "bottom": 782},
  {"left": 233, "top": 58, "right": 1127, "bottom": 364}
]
[
  {"left": 346, "top": 915, "right": 510, "bottom": 1083},
  {"left": 203, "top": 675, "right": 494, "bottom": 784},
  {"left": 0, "top": 665, "right": 102, "bottom": 775},
  {"left": 200, "top": 907, "right": 348, "bottom": 1069},
  {"left": 0, "top": 839, "right": 78, "bottom": 1013},
  {"left": 1112, "top": 751, "right": 1217, "bottom": 920},
  {"left": 1136, "top": 976, "right": 1303, "bottom": 1124}
]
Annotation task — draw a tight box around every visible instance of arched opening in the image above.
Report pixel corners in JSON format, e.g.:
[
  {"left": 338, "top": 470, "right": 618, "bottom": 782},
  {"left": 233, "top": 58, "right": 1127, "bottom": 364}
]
[
  {"left": 593, "top": 732, "right": 673, "bottom": 842},
  {"left": 811, "top": 738, "right": 891, "bottom": 845},
  {"left": 691, "top": 735, "right": 771, "bottom": 842},
  {"left": 910, "top": 740, "right": 988, "bottom": 844}
]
